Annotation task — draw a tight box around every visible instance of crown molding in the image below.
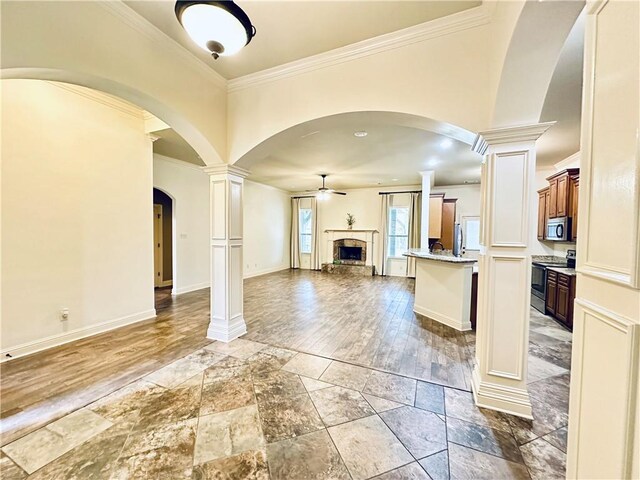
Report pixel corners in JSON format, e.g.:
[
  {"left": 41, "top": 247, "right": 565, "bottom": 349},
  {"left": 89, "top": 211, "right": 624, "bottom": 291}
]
[
  {"left": 47, "top": 81, "right": 144, "bottom": 119},
  {"left": 154, "top": 153, "right": 206, "bottom": 171},
  {"left": 554, "top": 151, "right": 581, "bottom": 171},
  {"left": 228, "top": 4, "right": 492, "bottom": 93},
  {"left": 202, "top": 165, "right": 250, "bottom": 178},
  {"left": 472, "top": 122, "right": 556, "bottom": 155},
  {"left": 97, "top": 1, "right": 227, "bottom": 90}
]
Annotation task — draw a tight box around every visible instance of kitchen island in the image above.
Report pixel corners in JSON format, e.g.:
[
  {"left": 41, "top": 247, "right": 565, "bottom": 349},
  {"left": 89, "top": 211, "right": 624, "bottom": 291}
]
[{"left": 404, "top": 249, "right": 478, "bottom": 331}]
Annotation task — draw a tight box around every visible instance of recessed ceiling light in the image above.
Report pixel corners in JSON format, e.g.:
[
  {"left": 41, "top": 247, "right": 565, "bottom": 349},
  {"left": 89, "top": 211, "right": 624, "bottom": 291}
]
[
  {"left": 392, "top": 179, "right": 399, "bottom": 182},
  {"left": 439, "top": 138, "right": 453, "bottom": 149},
  {"left": 354, "top": 131, "right": 368, "bottom": 138}
]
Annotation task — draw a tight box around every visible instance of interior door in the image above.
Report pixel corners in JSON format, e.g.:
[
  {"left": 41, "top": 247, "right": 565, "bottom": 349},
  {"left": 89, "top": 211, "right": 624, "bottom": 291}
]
[{"left": 153, "top": 204, "right": 163, "bottom": 287}]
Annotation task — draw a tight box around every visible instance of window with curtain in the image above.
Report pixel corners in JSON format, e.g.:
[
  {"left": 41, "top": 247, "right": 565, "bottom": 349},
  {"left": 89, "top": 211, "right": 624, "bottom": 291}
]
[
  {"left": 463, "top": 216, "right": 481, "bottom": 250},
  {"left": 388, "top": 206, "right": 409, "bottom": 257},
  {"left": 300, "top": 208, "right": 312, "bottom": 254}
]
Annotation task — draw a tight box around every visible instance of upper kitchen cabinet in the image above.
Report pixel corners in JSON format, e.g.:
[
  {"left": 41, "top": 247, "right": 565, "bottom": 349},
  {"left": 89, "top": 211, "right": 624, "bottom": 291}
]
[
  {"left": 538, "top": 168, "right": 579, "bottom": 242},
  {"left": 547, "top": 168, "right": 579, "bottom": 219},
  {"left": 537, "top": 187, "right": 549, "bottom": 240},
  {"left": 428, "top": 193, "right": 445, "bottom": 239}
]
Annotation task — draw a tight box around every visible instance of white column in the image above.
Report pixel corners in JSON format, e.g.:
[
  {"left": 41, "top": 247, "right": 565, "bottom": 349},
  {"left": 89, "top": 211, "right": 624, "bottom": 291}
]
[
  {"left": 203, "top": 165, "right": 249, "bottom": 342},
  {"left": 567, "top": 2, "right": 640, "bottom": 478},
  {"left": 471, "top": 122, "right": 553, "bottom": 419},
  {"left": 419, "top": 171, "right": 434, "bottom": 248}
]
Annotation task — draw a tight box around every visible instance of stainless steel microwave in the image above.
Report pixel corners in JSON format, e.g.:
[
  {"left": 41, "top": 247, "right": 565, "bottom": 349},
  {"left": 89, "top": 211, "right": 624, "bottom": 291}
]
[{"left": 547, "top": 217, "right": 570, "bottom": 241}]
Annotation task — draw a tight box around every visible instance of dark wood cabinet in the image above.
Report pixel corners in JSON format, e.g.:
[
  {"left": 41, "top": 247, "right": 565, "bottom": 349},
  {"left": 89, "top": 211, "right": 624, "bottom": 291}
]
[
  {"left": 537, "top": 188, "right": 549, "bottom": 240},
  {"left": 570, "top": 178, "right": 579, "bottom": 241},
  {"left": 537, "top": 168, "right": 579, "bottom": 242},
  {"left": 546, "top": 270, "right": 557, "bottom": 315},
  {"left": 548, "top": 179, "right": 558, "bottom": 218},
  {"left": 547, "top": 168, "right": 579, "bottom": 220},
  {"left": 545, "top": 269, "right": 575, "bottom": 330},
  {"left": 440, "top": 199, "right": 457, "bottom": 250}
]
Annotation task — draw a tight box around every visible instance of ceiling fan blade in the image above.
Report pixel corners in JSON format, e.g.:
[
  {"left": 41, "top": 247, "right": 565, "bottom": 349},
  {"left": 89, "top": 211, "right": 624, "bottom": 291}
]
[{"left": 331, "top": 191, "right": 347, "bottom": 196}]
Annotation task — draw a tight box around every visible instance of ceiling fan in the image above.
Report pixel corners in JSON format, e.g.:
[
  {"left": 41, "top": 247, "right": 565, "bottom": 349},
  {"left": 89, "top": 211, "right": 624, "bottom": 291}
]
[{"left": 307, "top": 174, "right": 346, "bottom": 198}]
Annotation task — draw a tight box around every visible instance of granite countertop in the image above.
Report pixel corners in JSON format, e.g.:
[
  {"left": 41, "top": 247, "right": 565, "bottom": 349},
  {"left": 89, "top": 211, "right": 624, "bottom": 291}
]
[
  {"left": 547, "top": 266, "right": 577, "bottom": 276},
  {"left": 404, "top": 249, "right": 478, "bottom": 264}
]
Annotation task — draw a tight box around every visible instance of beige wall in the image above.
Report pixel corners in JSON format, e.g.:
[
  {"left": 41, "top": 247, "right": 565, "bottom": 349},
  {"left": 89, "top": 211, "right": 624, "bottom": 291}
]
[
  {"left": 244, "top": 181, "right": 291, "bottom": 278},
  {"left": 298, "top": 184, "right": 480, "bottom": 275},
  {"left": 153, "top": 155, "right": 210, "bottom": 294},
  {"left": 1, "top": 1, "right": 227, "bottom": 165},
  {"left": 1, "top": 80, "right": 155, "bottom": 357},
  {"left": 153, "top": 157, "right": 291, "bottom": 287},
  {"left": 227, "top": 8, "right": 493, "bottom": 165}
]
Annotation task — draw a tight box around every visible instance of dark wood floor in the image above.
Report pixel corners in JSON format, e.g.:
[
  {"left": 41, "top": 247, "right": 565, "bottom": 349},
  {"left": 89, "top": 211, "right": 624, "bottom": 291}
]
[
  {"left": 244, "top": 270, "right": 473, "bottom": 390},
  {"left": 0, "top": 270, "right": 473, "bottom": 447}
]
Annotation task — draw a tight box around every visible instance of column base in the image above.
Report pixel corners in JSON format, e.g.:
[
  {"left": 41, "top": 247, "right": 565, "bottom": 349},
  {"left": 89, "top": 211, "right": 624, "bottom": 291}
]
[
  {"left": 206, "top": 314, "right": 247, "bottom": 343},
  {"left": 471, "top": 366, "right": 533, "bottom": 419}
]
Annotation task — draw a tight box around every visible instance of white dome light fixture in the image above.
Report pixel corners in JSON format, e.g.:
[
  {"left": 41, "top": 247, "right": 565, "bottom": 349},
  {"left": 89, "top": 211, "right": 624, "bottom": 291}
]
[{"left": 175, "top": 1, "right": 256, "bottom": 59}]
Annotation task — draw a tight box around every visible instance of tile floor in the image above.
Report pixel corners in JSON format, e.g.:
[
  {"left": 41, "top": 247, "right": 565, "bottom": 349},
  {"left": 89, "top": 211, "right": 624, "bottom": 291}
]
[{"left": 1, "top": 308, "right": 571, "bottom": 479}]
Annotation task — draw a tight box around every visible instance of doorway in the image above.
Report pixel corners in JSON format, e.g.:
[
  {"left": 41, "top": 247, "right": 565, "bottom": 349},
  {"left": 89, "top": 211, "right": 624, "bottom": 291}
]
[{"left": 153, "top": 188, "right": 173, "bottom": 308}]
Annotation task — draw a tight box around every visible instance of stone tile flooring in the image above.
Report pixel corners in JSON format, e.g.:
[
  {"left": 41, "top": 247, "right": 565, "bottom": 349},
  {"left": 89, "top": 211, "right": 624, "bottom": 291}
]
[{"left": 1, "top": 308, "right": 571, "bottom": 479}]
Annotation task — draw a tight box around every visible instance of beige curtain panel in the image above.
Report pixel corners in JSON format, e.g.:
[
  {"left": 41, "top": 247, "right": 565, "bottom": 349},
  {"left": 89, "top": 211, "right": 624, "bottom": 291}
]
[
  {"left": 407, "top": 192, "right": 422, "bottom": 277},
  {"left": 290, "top": 198, "right": 301, "bottom": 269},
  {"left": 310, "top": 197, "right": 321, "bottom": 271},
  {"left": 379, "top": 194, "right": 390, "bottom": 276}
]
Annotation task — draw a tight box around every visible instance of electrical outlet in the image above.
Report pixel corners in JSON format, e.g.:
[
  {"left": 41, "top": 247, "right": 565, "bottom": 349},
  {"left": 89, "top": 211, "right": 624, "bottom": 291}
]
[{"left": 61, "top": 308, "right": 69, "bottom": 321}]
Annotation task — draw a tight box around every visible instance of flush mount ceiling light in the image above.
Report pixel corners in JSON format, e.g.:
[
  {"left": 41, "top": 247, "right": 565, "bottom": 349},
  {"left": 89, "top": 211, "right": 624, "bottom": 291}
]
[
  {"left": 353, "top": 131, "right": 368, "bottom": 138},
  {"left": 175, "top": 1, "right": 256, "bottom": 59}
]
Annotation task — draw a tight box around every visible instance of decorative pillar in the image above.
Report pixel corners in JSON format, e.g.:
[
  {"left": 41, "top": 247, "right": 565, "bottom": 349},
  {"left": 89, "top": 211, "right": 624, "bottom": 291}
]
[
  {"left": 419, "top": 171, "right": 434, "bottom": 249},
  {"left": 203, "top": 165, "right": 249, "bottom": 342},
  {"left": 471, "top": 122, "right": 553, "bottom": 419}
]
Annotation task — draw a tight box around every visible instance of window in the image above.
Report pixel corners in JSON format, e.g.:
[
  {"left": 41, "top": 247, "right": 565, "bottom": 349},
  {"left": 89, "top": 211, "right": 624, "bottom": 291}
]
[
  {"left": 463, "top": 216, "right": 481, "bottom": 250},
  {"left": 299, "top": 208, "right": 312, "bottom": 254},
  {"left": 388, "top": 206, "right": 409, "bottom": 257}
]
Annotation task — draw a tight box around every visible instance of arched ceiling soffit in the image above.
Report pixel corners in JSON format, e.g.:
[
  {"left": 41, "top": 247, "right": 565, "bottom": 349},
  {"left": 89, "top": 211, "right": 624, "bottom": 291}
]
[
  {"left": 235, "top": 111, "right": 483, "bottom": 191},
  {"left": 1, "top": 68, "right": 223, "bottom": 166},
  {"left": 492, "top": 0, "right": 585, "bottom": 128}
]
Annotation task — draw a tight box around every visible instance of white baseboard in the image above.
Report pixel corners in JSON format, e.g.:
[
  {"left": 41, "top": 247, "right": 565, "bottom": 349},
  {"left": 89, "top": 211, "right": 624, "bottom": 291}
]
[
  {"left": 243, "top": 265, "right": 290, "bottom": 279},
  {"left": 173, "top": 282, "right": 210, "bottom": 295},
  {"left": 413, "top": 304, "right": 472, "bottom": 332},
  {"left": 1, "top": 309, "right": 157, "bottom": 362}
]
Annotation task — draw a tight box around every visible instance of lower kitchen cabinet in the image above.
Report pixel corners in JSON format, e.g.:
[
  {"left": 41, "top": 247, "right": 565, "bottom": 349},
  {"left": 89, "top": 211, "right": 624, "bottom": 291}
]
[{"left": 545, "top": 270, "right": 575, "bottom": 330}]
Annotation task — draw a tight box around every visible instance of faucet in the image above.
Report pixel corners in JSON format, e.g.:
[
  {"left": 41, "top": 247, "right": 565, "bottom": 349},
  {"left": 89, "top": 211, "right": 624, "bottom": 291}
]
[{"left": 430, "top": 241, "right": 445, "bottom": 253}]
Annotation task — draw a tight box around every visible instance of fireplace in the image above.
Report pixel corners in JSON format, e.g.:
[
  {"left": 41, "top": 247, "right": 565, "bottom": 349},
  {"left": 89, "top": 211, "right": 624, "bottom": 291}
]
[{"left": 333, "top": 239, "right": 366, "bottom": 266}]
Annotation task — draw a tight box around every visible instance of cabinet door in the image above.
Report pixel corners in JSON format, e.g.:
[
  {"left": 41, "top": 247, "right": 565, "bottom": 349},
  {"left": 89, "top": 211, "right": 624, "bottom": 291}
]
[
  {"left": 571, "top": 180, "right": 579, "bottom": 240},
  {"left": 537, "top": 191, "right": 547, "bottom": 240},
  {"left": 428, "top": 195, "right": 443, "bottom": 238},
  {"left": 546, "top": 278, "right": 557, "bottom": 315},
  {"left": 548, "top": 179, "right": 558, "bottom": 218},
  {"left": 556, "top": 283, "right": 570, "bottom": 323},
  {"left": 440, "top": 199, "right": 456, "bottom": 249},
  {"left": 557, "top": 175, "right": 569, "bottom": 217}
]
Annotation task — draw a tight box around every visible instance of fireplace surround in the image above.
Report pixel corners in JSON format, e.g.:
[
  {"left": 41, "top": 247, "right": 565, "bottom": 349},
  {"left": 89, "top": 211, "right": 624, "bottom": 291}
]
[{"left": 333, "top": 239, "right": 366, "bottom": 265}]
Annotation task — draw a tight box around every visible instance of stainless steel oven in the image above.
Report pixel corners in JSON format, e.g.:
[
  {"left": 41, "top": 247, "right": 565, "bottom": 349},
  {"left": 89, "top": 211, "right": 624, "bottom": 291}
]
[{"left": 531, "top": 263, "right": 547, "bottom": 313}]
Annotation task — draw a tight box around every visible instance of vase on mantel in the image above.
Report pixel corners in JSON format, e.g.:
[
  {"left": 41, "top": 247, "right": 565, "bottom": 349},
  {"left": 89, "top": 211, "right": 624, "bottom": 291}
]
[{"left": 348, "top": 225, "right": 352, "bottom": 230}]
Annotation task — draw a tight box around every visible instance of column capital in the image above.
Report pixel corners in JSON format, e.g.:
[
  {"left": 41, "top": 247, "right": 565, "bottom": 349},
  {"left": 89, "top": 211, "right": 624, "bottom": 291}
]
[
  {"left": 202, "top": 164, "right": 250, "bottom": 178},
  {"left": 472, "top": 121, "right": 555, "bottom": 155}
]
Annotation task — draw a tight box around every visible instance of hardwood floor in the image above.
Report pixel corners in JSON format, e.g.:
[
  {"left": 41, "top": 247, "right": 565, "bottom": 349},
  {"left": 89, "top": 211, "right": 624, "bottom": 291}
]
[
  {"left": 0, "top": 270, "right": 474, "bottom": 447},
  {"left": 0, "top": 288, "right": 211, "bottom": 446},
  {"left": 243, "top": 270, "right": 474, "bottom": 390}
]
